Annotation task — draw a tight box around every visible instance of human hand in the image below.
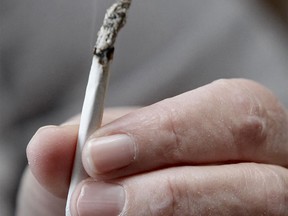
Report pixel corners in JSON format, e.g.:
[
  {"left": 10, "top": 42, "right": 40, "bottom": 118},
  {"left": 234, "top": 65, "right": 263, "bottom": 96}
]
[{"left": 17, "top": 79, "right": 288, "bottom": 215}]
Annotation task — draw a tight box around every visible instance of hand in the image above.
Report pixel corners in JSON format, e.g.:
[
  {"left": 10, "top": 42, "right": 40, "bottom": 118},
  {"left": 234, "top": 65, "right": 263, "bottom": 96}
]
[{"left": 17, "top": 79, "right": 288, "bottom": 215}]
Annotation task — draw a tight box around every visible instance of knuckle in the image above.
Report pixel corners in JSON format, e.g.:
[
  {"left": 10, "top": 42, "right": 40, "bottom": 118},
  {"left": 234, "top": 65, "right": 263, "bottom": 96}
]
[
  {"left": 159, "top": 175, "right": 188, "bottom": 216},
  {"left": 154, "top": 101, "right": 184, "bottom": 163},
  {"left": 227, "top": 88, "right": 269, "bottom": 158},
  {"left": 140, "top": 175, "right": 181, "bottom": 216},
  {"left": 232, "top": 114, "right": 268, "bottom": 158},
  {"left": 213, "top": 79, "right": 288, "bottom": 164}
]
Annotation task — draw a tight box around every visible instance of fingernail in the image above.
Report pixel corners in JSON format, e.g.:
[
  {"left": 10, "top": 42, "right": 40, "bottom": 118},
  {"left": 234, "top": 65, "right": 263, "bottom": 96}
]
[
  {"left": 77, "top": 182, "right": 125, "bottom": 216},
  {"left": 84, "top": 134, "right": 136, "bottom": 174}
]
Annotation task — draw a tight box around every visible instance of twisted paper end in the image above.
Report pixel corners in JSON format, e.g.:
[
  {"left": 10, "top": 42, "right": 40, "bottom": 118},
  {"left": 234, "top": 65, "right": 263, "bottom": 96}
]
[{"left": 94, "top": 0, "right": 132, "bottom": 63}]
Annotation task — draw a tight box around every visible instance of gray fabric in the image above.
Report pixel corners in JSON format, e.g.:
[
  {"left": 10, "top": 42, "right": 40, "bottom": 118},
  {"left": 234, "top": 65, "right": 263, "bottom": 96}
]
[{"left": 1, "top": 0, "right": 288, "bottom": 215}]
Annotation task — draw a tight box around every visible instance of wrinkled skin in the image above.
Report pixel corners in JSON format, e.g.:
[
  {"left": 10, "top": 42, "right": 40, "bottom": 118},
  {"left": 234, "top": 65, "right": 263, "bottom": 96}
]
[{"left": 17, "top": 79, "right": 288, "bottom": 215}]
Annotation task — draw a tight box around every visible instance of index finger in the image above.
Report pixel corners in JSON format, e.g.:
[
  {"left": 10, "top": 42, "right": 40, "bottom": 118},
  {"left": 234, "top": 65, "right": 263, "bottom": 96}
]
[{"left": 82, "top": 79, "right": 288, "bottom": 179}]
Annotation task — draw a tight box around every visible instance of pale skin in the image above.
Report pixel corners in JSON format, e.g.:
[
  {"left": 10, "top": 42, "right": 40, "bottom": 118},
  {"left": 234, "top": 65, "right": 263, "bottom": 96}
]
[{"left": 16, "top": 79, "right": 288, "bottom": 215}]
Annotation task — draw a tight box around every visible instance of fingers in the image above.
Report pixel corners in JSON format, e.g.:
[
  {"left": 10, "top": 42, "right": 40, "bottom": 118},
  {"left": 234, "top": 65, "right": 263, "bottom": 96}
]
[
  {"left": 16, "top": 168, "right": 66, "bottom": 216},
  {"left": 26, "top": 107, "right": 138, "bottom": 198},
  {"left": 82, "top": 79, "right": 288, "bottom": 178},
  {"left": 71, "top": 163, "right": 288, "bottom": 216},
  {"left": 26, "top": 125, "right": 79, "bottom": 198}
]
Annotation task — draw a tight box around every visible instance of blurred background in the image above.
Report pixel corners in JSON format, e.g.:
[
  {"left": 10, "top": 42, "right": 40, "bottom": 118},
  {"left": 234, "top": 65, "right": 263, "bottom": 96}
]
[{"left": 0, "top": 0, "right": 287, "bottom": 215}]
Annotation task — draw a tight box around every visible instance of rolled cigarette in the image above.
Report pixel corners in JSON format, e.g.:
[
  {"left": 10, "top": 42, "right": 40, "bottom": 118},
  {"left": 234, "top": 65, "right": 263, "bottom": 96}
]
[{"left": 65, "top": 1, "right": 132, "bottom": 215}]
